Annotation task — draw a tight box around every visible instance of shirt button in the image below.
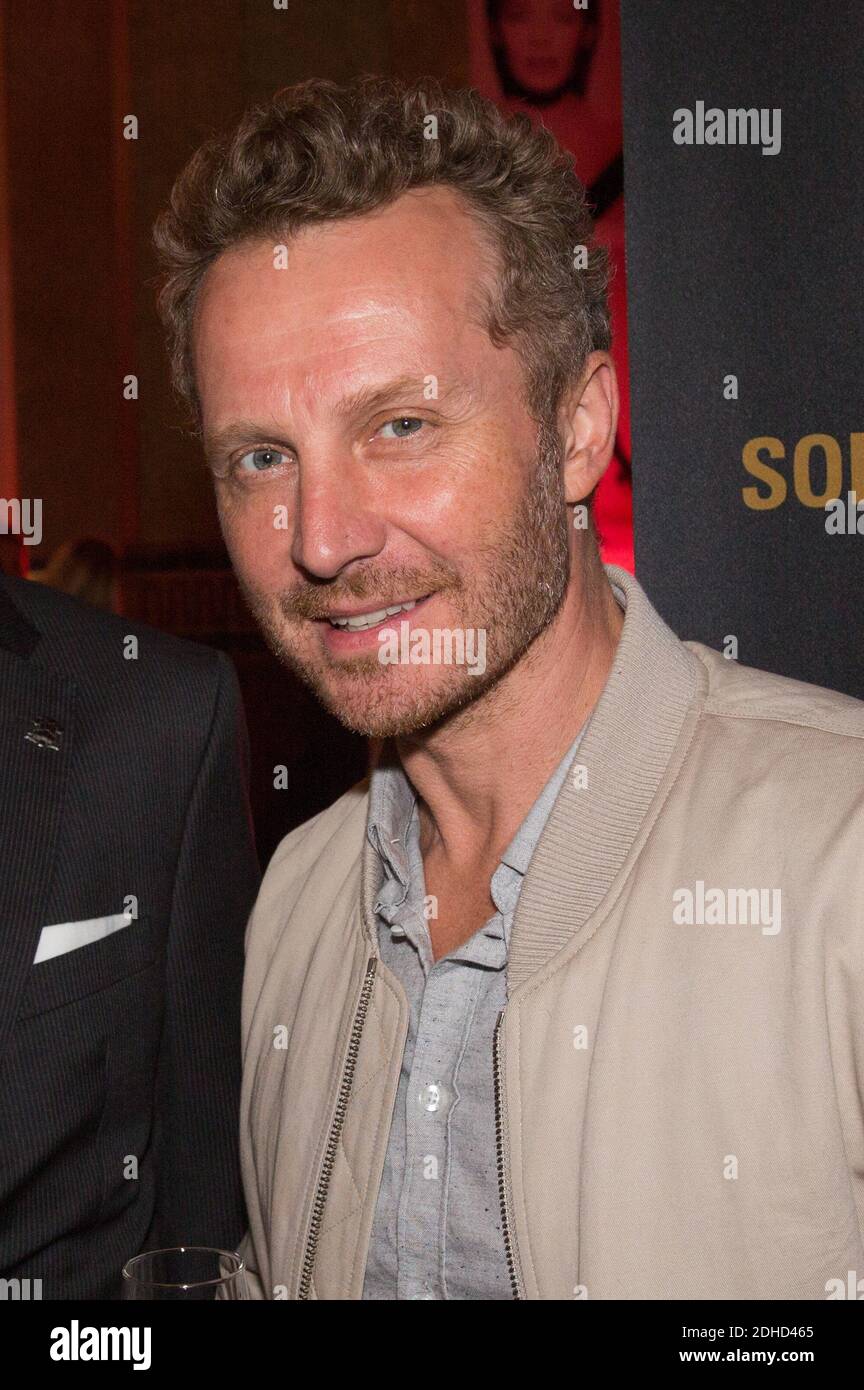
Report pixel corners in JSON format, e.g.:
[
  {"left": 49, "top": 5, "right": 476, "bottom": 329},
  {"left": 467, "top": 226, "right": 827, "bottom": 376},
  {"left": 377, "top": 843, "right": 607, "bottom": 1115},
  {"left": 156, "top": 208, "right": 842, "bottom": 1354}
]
[{"left": 419, "top": 1082, "right": 443, "bottom": 1112}]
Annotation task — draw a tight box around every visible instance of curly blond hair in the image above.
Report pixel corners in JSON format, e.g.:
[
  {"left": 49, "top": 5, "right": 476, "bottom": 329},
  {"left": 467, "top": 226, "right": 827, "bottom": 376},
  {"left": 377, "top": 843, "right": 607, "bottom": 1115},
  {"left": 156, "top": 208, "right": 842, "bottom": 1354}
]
[{"left": 153, "top": 74, "right": 611, "bottom": 432}]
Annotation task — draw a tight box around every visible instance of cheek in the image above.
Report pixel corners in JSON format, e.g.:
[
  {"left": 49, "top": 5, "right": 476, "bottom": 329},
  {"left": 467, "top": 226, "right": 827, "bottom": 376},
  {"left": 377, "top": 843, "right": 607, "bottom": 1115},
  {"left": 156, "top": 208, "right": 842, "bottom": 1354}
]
[
  {"left": 501, "top": 28, "right": 529, "bottom": 66},
  {"left": 386, "top": 432, "right": 530, "bottom": 556},
  {"left": 216, "top": 489, "right": 293, "bottom": 590},
  {"left": 559, "top": 24, "right": 585, "bottom": 63}
]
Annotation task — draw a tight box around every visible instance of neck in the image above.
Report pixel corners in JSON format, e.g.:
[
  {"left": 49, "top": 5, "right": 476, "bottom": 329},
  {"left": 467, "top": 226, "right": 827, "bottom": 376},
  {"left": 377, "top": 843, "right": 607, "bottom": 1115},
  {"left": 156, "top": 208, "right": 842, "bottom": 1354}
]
[{"left": 395, "top": 558, "right": 624, "bottom": 870}]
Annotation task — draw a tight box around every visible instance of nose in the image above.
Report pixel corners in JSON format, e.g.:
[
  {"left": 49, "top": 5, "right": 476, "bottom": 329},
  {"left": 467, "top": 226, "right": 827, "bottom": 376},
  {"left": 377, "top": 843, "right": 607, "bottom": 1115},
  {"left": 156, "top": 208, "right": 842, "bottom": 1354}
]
[
  {"left": 527, "top": 23, "right": 554, "bottom": 50},
  {"left": 290, "top": 454, "right": 387, "bottom": 580}
]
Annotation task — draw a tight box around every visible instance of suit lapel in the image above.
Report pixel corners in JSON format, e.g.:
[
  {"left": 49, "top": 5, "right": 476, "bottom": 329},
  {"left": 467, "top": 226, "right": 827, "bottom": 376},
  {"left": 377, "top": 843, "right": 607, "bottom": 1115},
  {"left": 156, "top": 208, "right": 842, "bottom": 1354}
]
[{"left": 0, "top": 584, "right": 77, "bottom": 1066}]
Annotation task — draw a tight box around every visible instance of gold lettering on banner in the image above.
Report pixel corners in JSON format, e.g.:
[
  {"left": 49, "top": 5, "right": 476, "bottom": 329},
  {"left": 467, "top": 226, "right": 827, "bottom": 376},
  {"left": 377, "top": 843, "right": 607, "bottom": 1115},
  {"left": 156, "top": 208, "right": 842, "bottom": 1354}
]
[{"left": 741, "top": 432, "right": 864, "bottom": 510}]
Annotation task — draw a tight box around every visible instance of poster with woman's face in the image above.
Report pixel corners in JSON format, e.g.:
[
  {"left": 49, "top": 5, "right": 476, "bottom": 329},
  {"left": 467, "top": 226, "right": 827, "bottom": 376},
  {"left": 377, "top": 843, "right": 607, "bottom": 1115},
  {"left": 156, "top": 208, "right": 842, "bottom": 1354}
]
[
  {"left": 469, "top": 0, "right": 632, "bottom": 570},
  {"left": 492, "top": 0, "right": 599, "bottom": 101}
]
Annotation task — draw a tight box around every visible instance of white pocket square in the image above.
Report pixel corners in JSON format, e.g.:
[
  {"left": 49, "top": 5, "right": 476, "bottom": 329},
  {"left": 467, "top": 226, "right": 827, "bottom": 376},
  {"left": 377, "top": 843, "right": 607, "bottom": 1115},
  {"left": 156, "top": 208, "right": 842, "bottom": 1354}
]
[{"left": 33, "top": 912, "right": 134, "bottom": 964}]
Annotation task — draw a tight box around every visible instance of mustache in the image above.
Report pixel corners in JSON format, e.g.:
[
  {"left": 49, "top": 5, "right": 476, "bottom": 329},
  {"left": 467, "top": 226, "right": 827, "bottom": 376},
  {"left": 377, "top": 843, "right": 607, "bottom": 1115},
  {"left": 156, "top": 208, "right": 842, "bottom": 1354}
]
[{"left": 277, "top": 565, "right": 459, "bottom": 621}]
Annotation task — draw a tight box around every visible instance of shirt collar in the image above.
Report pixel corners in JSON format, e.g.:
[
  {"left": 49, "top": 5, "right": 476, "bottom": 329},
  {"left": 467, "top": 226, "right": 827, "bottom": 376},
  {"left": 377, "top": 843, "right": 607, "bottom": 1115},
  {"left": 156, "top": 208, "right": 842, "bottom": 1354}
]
[
  {"left": 367, "top": 748, "right": 417, "bottom": 912},
  {"left": 367, "top": 722, "right": 588, "bottom": 918}
]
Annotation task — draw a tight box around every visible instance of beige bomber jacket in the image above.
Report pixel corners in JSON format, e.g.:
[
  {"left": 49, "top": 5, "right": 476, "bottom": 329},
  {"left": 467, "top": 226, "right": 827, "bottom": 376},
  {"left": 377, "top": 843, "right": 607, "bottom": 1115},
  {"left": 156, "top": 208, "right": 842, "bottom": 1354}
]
[{"left": 231, "top": 565, "right": 864, "bottom": 1300}]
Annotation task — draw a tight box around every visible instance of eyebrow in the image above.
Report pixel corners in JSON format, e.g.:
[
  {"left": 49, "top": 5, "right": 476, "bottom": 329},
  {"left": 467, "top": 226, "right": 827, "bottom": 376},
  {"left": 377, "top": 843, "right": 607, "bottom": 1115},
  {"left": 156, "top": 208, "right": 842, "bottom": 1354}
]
[
  {"left": 203, "top": 419, "right": 295, "bottom": 465},
  {"left": 202, "top": 375, "right": 479, "bottom": 463},
  {"left": 330, "top": 375, "right": 477, "bottom": 420}
]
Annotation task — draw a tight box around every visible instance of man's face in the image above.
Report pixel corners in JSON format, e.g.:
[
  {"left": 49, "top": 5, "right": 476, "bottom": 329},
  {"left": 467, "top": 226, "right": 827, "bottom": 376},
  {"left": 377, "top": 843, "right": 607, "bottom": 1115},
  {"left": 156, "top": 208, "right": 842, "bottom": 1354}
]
[{"left": 193, "top": 186, "right": 571, "bottom": 737}]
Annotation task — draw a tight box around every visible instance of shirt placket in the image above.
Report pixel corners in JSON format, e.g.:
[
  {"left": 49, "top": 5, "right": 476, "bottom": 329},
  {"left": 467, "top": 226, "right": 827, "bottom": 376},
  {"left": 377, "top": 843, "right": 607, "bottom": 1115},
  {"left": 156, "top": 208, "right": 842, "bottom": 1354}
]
[{"left": 395, "top": 955, "right": 484, "bottom": 1300}]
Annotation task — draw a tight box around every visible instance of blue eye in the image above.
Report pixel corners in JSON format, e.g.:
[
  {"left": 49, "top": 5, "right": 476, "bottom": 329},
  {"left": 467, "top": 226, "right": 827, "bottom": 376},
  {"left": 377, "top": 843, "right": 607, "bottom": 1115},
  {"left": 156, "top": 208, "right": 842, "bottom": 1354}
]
[
  {"left": 379, "top": 417, "right": 425, "bottom": 440},
  {"left": 236, "top": 447, "right": 286, "bottom": 474}
]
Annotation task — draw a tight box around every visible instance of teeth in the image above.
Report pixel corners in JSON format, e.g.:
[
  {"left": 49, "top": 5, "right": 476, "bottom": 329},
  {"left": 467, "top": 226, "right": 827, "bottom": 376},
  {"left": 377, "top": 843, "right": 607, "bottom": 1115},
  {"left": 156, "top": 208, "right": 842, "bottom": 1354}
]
[{"left": 329, "top": 600, "right": 417, "bottom": 632}]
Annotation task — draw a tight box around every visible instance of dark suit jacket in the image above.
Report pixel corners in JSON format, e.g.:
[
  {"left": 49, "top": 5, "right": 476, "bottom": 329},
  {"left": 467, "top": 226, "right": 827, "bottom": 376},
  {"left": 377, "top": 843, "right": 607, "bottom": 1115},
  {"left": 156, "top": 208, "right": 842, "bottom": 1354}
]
[{"left": 0, "top": 576, "right": 260, "bottom": 1297}]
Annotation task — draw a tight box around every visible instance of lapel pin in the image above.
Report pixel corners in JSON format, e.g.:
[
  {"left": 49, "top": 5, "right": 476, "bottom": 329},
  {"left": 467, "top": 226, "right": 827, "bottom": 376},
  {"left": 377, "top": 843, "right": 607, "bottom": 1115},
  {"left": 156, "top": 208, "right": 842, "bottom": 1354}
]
[{"left": 25, "top": 717, "right": 64, "bottom": 751}]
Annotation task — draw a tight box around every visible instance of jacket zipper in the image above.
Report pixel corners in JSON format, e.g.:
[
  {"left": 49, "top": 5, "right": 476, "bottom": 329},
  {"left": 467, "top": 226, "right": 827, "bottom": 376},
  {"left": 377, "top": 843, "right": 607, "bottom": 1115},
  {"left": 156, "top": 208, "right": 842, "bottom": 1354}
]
[
  {"left": 493, "top": 1008, "right": 523, "bottom": 1299},
  {"left": 297, "top": 955, "right": 378, "bottom": 1300}
]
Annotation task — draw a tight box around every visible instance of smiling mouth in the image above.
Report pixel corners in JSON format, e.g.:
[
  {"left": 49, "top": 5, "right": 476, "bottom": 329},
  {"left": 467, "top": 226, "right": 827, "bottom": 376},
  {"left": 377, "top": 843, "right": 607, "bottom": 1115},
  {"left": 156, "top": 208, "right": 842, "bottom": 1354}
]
[{"left": 325, "top": 597, "right": 428, "bottom": 633}]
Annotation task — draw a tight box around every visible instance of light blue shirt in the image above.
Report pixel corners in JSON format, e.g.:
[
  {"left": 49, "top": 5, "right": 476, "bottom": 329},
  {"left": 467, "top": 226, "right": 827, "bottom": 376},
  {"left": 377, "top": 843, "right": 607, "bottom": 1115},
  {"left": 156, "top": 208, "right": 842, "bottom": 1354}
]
[{"left": 361, "top": 725, "right": 586, "bottom": 1300}]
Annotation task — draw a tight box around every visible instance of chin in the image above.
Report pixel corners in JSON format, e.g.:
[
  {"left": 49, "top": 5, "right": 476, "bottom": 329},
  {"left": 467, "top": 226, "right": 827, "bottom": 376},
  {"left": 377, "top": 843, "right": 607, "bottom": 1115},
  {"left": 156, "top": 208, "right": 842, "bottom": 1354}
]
[
  {"left": 515, "top": 67, "right": 568, "bottom": 95},
  {"left": 313, "top": 667, "right": 493, "bottom": 740}
]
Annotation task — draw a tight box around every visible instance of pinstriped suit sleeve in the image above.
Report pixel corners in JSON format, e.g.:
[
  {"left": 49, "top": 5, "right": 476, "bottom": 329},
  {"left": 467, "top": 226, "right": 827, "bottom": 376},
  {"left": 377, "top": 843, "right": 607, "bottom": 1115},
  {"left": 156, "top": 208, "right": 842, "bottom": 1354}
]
[{"left": 145, "top": 651, "right": 260, "bottom": 1254}]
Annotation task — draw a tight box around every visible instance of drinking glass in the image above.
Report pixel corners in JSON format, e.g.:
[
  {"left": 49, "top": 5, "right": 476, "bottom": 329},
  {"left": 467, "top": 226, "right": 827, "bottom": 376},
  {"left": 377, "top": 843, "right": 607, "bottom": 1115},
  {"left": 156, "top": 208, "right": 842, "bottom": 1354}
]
[{"left": 121, "top": 1246, "right": 246, "bottom": 1300}]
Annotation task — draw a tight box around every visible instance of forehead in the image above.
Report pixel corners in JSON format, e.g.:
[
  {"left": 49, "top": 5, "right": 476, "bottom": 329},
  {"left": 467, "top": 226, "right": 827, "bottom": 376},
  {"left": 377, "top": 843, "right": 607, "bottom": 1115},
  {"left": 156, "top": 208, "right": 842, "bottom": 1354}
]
[{"left": 192, "top": 186, "right": 501, "bottom": 405}]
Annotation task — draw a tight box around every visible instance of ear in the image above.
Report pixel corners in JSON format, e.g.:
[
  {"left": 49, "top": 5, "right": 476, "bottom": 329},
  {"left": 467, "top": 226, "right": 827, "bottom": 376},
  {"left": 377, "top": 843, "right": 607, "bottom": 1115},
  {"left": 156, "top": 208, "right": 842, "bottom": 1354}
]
[{"left": 558, "top": 352, "right": 620, "bottom": 505}]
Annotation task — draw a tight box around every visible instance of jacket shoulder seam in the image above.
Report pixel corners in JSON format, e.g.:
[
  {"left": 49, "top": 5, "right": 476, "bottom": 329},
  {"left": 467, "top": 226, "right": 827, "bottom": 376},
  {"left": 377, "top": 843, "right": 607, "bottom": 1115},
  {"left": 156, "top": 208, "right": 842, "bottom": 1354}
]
[{"left": 700, "top": 704, "right": 864, "bottom": 741}]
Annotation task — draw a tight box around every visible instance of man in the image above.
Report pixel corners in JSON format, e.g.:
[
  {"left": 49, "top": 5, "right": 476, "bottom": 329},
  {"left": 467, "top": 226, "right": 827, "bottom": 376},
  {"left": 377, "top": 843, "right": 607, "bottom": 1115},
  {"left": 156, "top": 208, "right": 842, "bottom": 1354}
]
[
  {"left": 155, "top": 76, "right": 864, "bottom": 1300},
  {"left": 0, "top": 574, "right": 259, "bottom": 1298}
]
